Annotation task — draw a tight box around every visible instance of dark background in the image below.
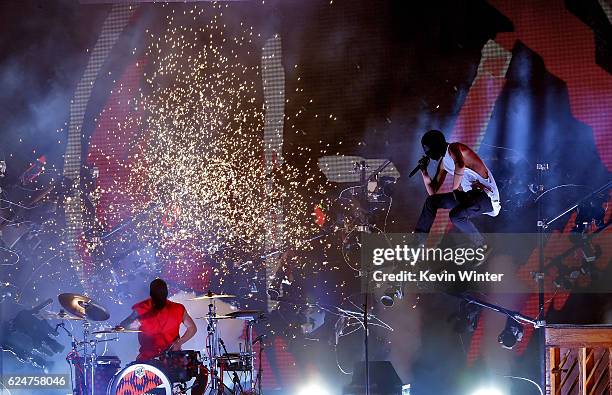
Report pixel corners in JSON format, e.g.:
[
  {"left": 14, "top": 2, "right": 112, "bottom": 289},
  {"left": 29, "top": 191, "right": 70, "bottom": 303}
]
[{"left": 0, "top": 1, "right": 611, "bottom": 394}]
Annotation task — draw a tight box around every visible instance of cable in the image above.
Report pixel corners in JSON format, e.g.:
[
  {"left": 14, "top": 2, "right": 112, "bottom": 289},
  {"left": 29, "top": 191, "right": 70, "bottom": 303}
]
[
  {"left": 385, "top": 196, "right": 393, "bottom": 231},
  {"left": 338, "top": 186, "right": 360, "bottom": 200},
  {"left": 341, "top": 225, "right": 360, "bottom": 272},
  {"left": 534, "top": 184, "right": 587, "bottom": 203},
  {"left": 0, "top": 246, "right": 19, "bottom": 266},
  {"left": 0, "top": 380, "right": 13, "bottom": 395},
  {"left": 334, "top": 342, "right": 352, "bottom": 375},
  {"left": 503, "top": 375, "right": 543, "bottom": 395},
  {"left": 479, "top": 143, "right": 531, "bottom": 164},
  {"left": 0, "top": 198, "right": 41, "bottom": 210},
  {"left": 543, "top": 289, "right": 559, "bottom": 309}
]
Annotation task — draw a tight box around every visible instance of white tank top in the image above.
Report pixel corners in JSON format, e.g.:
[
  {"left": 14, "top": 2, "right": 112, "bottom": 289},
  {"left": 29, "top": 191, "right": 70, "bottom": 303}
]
[{"left": 442, "top": 145, "right": 501, "bottom": 217}]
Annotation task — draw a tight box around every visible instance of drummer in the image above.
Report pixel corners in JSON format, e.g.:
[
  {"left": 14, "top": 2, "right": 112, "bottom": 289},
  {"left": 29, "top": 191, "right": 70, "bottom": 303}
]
[{"left": 116, "top": 278, "right": 197, "bottom": 360}]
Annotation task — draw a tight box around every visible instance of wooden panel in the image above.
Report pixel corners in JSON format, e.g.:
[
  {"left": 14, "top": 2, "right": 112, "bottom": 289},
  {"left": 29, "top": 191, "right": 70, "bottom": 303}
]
[
  {"left": 609, "top": 348, "right": 612, "bottom": 395},
  {"left": 545, "top": 326, "right": 612, "bottom": 348},
  {"left": 581, "top": 348, "right": 594, "bottom": 393},
  {"left": 549, "top": 347, "right": 561, "bottom": 395}
]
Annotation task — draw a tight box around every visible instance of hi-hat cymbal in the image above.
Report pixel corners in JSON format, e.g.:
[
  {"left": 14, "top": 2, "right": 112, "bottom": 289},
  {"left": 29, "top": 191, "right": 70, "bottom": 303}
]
[
  {"left": 92, "top": 328, "right": 142, "bottom": 335},
  {"left": 58, "top": 293, "right": 110, "bottom": 322},
  {"left": 189, "top": 291, "right": 236, "bottom": 301},
  {"left": 38, "top": 310, "right": 84, "bottom": 321}
]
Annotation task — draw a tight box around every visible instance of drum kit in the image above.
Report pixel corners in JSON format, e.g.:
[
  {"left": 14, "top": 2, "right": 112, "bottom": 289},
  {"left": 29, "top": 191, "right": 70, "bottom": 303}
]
[{"left": 49, "top": 291, "right": 265, "bottom": 395}]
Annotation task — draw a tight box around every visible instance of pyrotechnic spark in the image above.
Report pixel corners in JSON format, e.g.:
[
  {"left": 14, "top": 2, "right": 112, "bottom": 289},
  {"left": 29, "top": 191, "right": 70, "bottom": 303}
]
[{"left": 95, "top": 4, "right": 324, "bottom": 283}]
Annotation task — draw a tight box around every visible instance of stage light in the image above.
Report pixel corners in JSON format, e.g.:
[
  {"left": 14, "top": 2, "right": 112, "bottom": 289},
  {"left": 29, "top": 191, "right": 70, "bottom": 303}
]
[
  {"left": 449, "top": 300, "right": 481, "bottom": 333},
  {"left": 296, "top": 382, "right": 331, "bottom": 395},
  {"left": 471, "top": 387, "right": 505, "bottom": 395},
  {"left": 497, "top": 317, "right": 524, "bottom": 349},
  {"left": 380, "top": 285, "right": 403, "bottom": 307}
]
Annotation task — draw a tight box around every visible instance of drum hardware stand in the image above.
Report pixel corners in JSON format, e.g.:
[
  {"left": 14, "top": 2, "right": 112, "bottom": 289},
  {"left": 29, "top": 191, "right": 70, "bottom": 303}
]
[
  {"left": 82, "top": 321, "right": 97, "bottom": 395},
  {"left": 245, "top": 320, "right": 255, "bottom": 393},
  {"left": 58, "top": 320, "right": 119, "bottom": 395},
  {"left": 232, "top": 372, "right": 244, "bottom": 394},
  {"left": 205, "top": 297, "right": 222, "bottom": 395},
  {"left": 256, "top": 338, "right": 264, "bottom": 395},
  {"left": 218, "top": 322, "right": 257, "bottom": 394},
  {"left": 57, "top": 322, "right": 80, "bottom": 394}
]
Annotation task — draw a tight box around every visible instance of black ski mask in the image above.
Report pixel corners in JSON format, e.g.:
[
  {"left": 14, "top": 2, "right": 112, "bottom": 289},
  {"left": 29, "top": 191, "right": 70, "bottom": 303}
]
[{"left": 421, "top": 130, "right": 448, "bottom": 161}]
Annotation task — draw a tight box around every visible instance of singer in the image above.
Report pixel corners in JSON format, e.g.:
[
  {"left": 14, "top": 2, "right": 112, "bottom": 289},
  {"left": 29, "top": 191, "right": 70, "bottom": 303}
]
[{"left": 413, "top": 130, "right": 501, "bottom": 249}]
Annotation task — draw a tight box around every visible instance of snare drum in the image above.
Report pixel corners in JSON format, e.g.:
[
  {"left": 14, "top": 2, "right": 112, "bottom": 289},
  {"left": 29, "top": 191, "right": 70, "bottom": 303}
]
[
  {"left": 218, "top": 352, "right": 253, "bottom": 372},
  {"left": 157, "top": 350, "right": 202, "bottom": 382},
  {"left": 106, "top": 362, "right": 172, "bottom": 395}
]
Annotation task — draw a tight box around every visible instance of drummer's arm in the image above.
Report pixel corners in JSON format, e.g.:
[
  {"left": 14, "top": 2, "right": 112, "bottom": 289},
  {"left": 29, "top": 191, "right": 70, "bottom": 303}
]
[
  {"left": 171, "top": 311, "right": 197, "bottom": 351},
  {"left": 116, "top": 310, "right": 138, "bottom": 330}
]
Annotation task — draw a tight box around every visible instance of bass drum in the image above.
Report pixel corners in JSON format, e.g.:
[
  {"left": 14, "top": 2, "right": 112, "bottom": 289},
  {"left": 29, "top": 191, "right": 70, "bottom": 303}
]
[{"left": 107, "top": 363, "right": 172, "bottom": 395}]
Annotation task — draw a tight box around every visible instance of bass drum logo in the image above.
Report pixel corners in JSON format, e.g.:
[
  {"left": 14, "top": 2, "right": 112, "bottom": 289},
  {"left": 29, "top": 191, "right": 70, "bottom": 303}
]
[{"left": 107, "top": 363, "right": 172, "bottom": 395}]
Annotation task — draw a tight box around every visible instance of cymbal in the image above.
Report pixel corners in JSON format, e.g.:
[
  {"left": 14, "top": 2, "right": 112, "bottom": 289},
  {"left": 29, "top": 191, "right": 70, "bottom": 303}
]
[
  {"left": 38, "top": 310, "right": 84, "bottom": 321},
  {"left": 58, "top": 293, "right": 110, "bottom": 322},
  {"left": 196, "top": 315, "right": 234, "bottom": 320},
  {"left": 225, "top": 310, "right": 264, "bottom": 321},
  {"left": 92, "top": 328, "right": 142, "bottom": 335},
  {"left": 189, "top": 291, "right": 236, "bottom": 301}
]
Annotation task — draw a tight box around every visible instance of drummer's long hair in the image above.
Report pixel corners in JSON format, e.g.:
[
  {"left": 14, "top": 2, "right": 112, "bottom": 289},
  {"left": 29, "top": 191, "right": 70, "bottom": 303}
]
[{"left": 150, "top": 278, "right": 168, "bottom": 310}]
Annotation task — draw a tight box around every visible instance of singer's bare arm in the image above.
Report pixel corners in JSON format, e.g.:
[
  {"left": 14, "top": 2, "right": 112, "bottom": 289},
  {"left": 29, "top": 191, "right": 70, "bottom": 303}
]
[
  {"left": 448, "top": 143, "right": 465, "bottom": 191},
  {"left": 421, "top": 160, "right": 447, "bottom": 195},
  {"left": 170, "top": 310, "right": 197, "bottom": 351}
]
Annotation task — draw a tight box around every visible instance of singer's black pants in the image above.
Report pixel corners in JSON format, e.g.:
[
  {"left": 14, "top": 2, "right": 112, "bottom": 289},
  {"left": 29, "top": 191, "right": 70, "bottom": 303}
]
[{"left": 414, "top": 190, "right": 493, "bottom": 247}]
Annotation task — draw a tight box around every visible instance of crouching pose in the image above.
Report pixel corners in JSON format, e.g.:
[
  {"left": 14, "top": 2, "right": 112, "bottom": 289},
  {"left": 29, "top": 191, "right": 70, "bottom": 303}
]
[
  {"left": 415, "top": 129, "right": 501, "bottom": 247},
  {"left": 381, "top": 130, "right": 501, "bottom": 306}
]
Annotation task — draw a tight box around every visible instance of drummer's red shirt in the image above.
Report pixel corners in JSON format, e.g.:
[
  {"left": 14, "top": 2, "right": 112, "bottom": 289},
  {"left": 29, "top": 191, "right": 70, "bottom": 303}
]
[{"left": 133, "top": 298, "right": 186, "bottom": 360}]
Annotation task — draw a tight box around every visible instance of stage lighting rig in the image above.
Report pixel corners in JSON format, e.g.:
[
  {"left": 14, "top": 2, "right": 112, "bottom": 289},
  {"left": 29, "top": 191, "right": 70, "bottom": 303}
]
[
  {"left": 447, "top": 294, "right": 541, "bottom": 352},
  {"left": 449, "top": 300, "right": 482, "bottom": 334},
  {"left": 497, "top": 317, "right": 524, "bottom": 350},
  {"left": 571, "top": 189, "right": 608, "bottom": 233}
]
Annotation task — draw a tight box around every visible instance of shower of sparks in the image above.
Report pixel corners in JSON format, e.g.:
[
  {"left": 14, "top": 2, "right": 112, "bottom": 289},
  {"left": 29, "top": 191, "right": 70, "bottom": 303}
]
[
  {"left": 92, "top": 4, "right": 325, "bottom": 284},
  {"left": 3, "top": 3, "right": 349, "bottom": 306}
]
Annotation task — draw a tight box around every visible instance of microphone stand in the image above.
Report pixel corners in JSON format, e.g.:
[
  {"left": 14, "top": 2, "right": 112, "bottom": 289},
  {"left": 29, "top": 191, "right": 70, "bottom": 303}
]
[
  {"left": 355, "top": 160, "right": 371, "bottom": 395},
  {"left": 354, "top": 158, "right": 392, "bottom": 395}
]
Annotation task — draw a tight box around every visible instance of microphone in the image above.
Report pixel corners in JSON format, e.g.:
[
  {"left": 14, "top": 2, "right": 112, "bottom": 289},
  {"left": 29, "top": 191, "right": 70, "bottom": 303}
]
[{"left": 409, "top": 156, "right": 430, "bottom": 178}]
